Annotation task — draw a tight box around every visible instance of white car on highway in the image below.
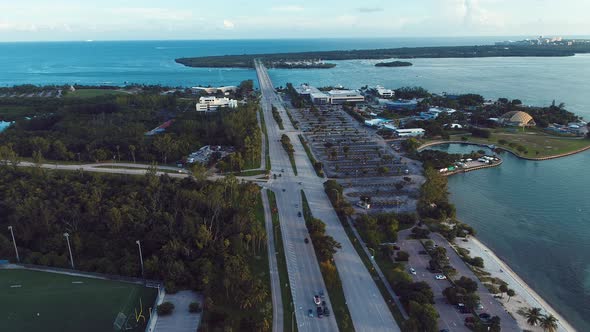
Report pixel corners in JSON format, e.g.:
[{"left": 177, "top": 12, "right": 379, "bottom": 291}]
[
  {"left": 409, "top": 267, "right": 417, "bottom": 275},
  {"left": 435, "top": 274, "right": 447, "bottom": 280}
]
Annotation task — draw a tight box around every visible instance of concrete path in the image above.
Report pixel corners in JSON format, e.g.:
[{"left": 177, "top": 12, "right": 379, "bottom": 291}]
[{"left": 153, "top": 291, "right": 202, "bottom": 332}]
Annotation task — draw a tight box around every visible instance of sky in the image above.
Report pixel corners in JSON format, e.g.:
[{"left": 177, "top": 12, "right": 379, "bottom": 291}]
[{"left": 0, "top": 0, "right": 589, "bottom": 41}]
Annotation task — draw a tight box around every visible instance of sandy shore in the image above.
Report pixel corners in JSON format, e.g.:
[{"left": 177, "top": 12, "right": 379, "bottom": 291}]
[{"left": 454, "top": 237, "right": 577, "bottom": 332}]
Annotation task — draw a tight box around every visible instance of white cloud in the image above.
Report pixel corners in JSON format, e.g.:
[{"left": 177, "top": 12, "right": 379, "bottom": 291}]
[
  {"left": 223, "top": 19, "right": 235, "bottom": 29},
  {"left": 109, "top": 8, "right": 193, "bottom": 21},
  {"left": 271, "top": 5, "right": 304, "bottom": 12}
]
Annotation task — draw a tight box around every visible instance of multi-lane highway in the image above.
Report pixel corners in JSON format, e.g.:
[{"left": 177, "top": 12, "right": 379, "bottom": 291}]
[{"left": 256, "top": 60, "right": 400, "bottom": 332}]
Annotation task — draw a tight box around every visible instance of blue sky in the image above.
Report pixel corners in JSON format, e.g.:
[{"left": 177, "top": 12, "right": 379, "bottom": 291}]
[{"left": 0, "top": 0, "right": 588, "bottom": 41}]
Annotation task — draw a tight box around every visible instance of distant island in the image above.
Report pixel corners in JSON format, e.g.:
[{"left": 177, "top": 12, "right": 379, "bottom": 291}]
[
  {"left": 175, "top": 40, "right": 590, "bottom": 69},
  {"left": 375, "top": 61, "right": 413, "bottom": 67}
]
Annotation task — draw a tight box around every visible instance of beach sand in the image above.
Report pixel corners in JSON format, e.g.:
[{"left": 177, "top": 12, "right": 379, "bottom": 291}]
[{"left": 454, "top": 237, "right": 577, "bottom": 332}]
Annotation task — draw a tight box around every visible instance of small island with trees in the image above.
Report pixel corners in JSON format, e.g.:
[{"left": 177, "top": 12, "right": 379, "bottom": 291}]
[{"left": 375, "top": 61, "right": 413, "bottom": 67}]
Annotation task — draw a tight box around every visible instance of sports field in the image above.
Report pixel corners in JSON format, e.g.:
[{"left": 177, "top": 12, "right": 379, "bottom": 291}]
[{"left": 0, "top": 269, "right": 157, "bottom": 332}]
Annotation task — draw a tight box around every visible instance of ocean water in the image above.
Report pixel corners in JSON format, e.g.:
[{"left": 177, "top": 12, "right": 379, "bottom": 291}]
[
  {"left": 429, "top": 144, "right": 590, "bottom": 331},
  {"left": 0, "top": 38, "right": 589, "bottom": 329}
]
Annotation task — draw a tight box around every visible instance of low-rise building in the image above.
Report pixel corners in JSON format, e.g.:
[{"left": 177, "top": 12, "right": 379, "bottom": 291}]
[
  {"left": 383, "top": 99, "right": 418, "bottom": 111},
  {"left": 327, "top": 89, "right": 365, "bottom": 104},
  {"left": 376, "top": 85, "right": 395, "bottom": 98},
  {"left": 196, "top": 96, "right": 238, "bottom": 112},
  {"left": 420, "top": 107, "right": 457, "bottom": 120},
  {"left": 395, "top": 128, "right": 425, "bottom": 137}
]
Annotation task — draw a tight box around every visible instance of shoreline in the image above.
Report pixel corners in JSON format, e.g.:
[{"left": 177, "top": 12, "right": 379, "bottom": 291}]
[
  {"left": 418, "top": 140, "right": 590, "bottom": 161},
  {"left": 454, "top": 236, "right": 577, "bottom": 332}
]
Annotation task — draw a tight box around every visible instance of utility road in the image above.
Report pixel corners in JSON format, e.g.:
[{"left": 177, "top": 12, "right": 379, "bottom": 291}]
[{"left": 256, "top": 60, "right": 400, "bottom": 332}]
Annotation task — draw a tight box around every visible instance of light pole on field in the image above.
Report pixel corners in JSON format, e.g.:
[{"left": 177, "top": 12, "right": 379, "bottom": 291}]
[
  {"left": 63, "top": 232, "right": 74, "bottom": 269},
  {"left": 136, "top": 240, "right": 145, "bottom": 279},
  {"left": 7, "top": 226, "right": 20, "bottom": 263}
]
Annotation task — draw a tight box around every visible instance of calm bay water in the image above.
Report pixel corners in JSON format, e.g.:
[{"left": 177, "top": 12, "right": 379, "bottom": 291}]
[
  {"left": 0, "top": 38, "right": 589, "bottom": 329},
  {"left": 430, "top": 144, "right": 590, "bottom": 331}
]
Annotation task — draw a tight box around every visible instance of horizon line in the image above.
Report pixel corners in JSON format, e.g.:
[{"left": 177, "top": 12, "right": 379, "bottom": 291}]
[{"left": 2, "top": 34, "right": 590, "bottom": 44}]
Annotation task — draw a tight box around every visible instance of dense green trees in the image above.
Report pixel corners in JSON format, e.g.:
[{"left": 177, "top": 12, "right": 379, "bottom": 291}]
[
  {"left": 0, "top": 168, "right": 269, "bottom": 330},
  {"left": 356, "top": 213, "right": 399, "bottom": 248},
  {"left": 418, "top": 167, "right": 456, "bottom": 220},
  {"left": 0, "top": 86, "right": 261, "bottom": 172}
]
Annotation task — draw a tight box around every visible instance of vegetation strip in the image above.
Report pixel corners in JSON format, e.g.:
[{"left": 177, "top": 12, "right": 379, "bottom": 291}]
[
  {"left": 259, "top": 108, "right": 271, "bottom": 170},
  {"left": 301, "top": 190, "right": 354, "bottom": 332},
  {"left": 297, "top": 134, "right": 324, "bottom": 177},
  {"left": 285, "top": 109, "right": 299, "bottom": 129},
  {"left": 272, "top": 105, "right": 285, "bottom": 130},
  {"left": 267, "top": 190, "right": 297, "bottom": 332},
  {"left": 280, "top": 134, "right": 298, "bottom": 175},
  {"left": 323, "top": 181, "right": 409, "bottom": 323}
]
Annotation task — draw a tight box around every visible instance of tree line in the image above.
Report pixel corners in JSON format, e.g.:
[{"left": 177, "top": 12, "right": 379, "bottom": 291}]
[
  {"left": 0, "top": 167, "right": 270, "bottom": 331},
  {"left": 0, "top": 88, "right": 260, "bottom": 172}
]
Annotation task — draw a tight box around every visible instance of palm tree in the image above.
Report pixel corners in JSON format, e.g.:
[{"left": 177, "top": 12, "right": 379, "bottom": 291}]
[
  {"left": 524, "top": 307, "right": 542, "bottom": 326},
  {"left": 540, "top": 314, "right": 558, "bottom": 332}
]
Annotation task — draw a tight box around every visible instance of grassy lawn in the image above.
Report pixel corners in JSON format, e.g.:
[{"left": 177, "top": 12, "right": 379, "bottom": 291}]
[
  {"left": 267, "top": 190, "right": 297, "bottom": 332},
  {"left": 236, "top": 169, "right": 267, "bottom": 177},
  {"left": 301, "top": 191, "right": 354, "bottom": 332},
  {"left": 0, "top": 269, "right": 157, "bottom": 332},
  {"left": 64, "top": 89, "right": 128, "bottom": 99},
  {"left": 449, "top": 129, "right": 590, "bottom": 158}
]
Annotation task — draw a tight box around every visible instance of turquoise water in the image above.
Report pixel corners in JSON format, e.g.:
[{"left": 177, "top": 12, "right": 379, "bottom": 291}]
[
  {"left": 430, "top": 144, "right": 590, "bottom": 331},
  {"left": 1, "top": 38, "right": 589, "bottom": 329}
]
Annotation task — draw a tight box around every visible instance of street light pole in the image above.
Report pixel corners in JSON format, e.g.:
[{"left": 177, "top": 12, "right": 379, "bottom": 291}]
[
  {"left": 7, "top": 226, "right": 20, "bottom": 263},
  {"left": 136, "top": 240, "right": 144, "bottom": 279},
  {"left": 63, "top": 232, "right": 74, "bottom": 269}
]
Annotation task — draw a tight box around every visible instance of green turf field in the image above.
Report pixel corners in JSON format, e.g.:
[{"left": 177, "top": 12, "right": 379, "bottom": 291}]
[{"left": 0, "top": 269, "right": 157, "bottom": 332}]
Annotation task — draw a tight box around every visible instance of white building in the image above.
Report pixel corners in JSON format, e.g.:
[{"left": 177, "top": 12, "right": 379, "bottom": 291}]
[
  {"left": 327, "top": 90, "right": 365, "bottom": 104},
  {"left": 395, "top": 128, "right": 425, "bottom": 137},
  {"left": 376, "top": 86, "right": 395, "bottom": 98},
  {"left": 196, "top": 96, "right": 238, "bottom": 112}
]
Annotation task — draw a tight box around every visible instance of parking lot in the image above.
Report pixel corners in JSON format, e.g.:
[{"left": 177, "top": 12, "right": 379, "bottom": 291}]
[
  {"left": 288, "top": 104, "right": 425, "bottom": 214},
  {"left": 396, "top": 229, "right": 520, "bottom": 331}
]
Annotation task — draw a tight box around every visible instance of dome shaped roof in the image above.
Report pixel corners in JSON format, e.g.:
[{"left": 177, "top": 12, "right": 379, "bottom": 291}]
[{"left": 500, "top": 111, "right": 535, "bottom": 126}]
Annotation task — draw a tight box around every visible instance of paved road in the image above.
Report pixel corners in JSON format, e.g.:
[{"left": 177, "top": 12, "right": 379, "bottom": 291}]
[
  {"left": 256, "top": 61, "right": 400, "bottom": 332},
  {"left": 262, "top": 190, "right": 284, "bottom": 332},
  {"left": 256, "top": 60, "right": 339, "bottom": 332}
]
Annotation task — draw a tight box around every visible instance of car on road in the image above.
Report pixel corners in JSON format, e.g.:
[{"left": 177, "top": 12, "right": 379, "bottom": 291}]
[
  {"left": 418, "top": 250, "right": 428, "bottom": 255},
  {"left": 316, "top": 306, "right": 323, "bottom": 318},
  {"left": 476, "top": 303, "right": 484, "bottom": 310},
  {"left": 282, "top": 189, "right": 286, "bottom": 192},
  {"left": 314, "top": 295, "right": 321, "bottom": 305},
  {"left": 323, "top": 307, "right": 330, "bottom": 316},
  {"left": 298, "top": 212, "right": 302, "bottom": 217},
  {"left": 304, "top": 238, "right": 309, "bottom": 243},
  {"left": 435, "top": 274, "right": 447, "bottom": 280},
  {"left": 409, "top": 267, "right": 417, "bottom": 275},
  {"left": 479, "top": 313, "right": 491, "bottom": 321},
  {"left": 319, "top": 290, "right": 324, "bottom": 298},
  {"left": 308, "top": 309, "right": 313, "bottom": 318}
]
